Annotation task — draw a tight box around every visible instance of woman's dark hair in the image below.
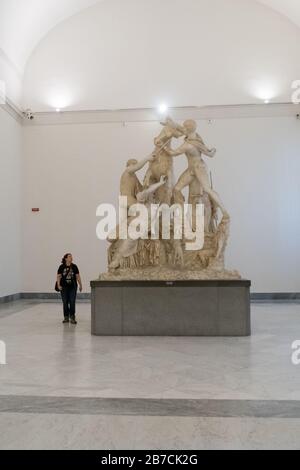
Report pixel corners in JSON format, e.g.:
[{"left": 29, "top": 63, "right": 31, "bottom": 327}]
[{"left": 61, "top": 253, "right": 72, "bottom": 265}]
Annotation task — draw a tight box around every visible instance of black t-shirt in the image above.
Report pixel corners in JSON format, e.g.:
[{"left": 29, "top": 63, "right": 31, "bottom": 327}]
[{"left": 57, "top": 264, "right": 79, "bottom": 288}]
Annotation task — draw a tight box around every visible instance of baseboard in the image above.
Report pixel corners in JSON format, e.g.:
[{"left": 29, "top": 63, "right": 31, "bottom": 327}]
[
  {"left": 1, "top": 292, "right": 299, "bottom": 304},
  {"left": 20, "top": 293, "right": 91, "bottom": 301},
  {"left": 251, "top": 293, "right": 300, "bottom": 302},
  {"left": 0, "top": 293, "right": 21, "bottom": 304},
  {"left": 0, "top": 293, "right": 90, "bottom": 303}
]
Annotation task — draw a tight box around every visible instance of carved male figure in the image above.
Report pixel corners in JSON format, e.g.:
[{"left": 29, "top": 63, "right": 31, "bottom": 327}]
[
  {"left": 166, "top": 120, "right": 229, "bottom": 219},
  {"left": 120, "top": 155, "right": 154, "bottom": 209}
]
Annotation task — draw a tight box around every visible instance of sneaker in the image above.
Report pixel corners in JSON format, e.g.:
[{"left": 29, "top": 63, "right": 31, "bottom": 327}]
[
  {"left": 70, "top": 317, "right": 77, "bottom": 325},
  {"left": 62, "top": 317, "right": 69, "bottom": 324}
]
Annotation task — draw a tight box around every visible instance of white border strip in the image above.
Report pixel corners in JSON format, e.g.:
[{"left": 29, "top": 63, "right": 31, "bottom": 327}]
[
  {"left": 2, "top": 100, "right": 300, "bottom": 126},
  {"left": 24, "top": 103, "right": 300, "bottom": 126},
  {"left": 0, "top": 98, "right": 24, "bottom": 124}
]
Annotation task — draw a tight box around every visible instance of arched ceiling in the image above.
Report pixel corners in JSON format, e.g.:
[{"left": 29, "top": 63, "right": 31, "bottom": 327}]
[
  {"left": 20, "top": 0, "right": 300, "bottom": 110},
  {"left": 0, "top": 0, "right": 299, "bottom": 73},
  {"left": 259, "top": 0, "right": 300, "bottom": 29},
  {"left": 0, "top": 0, "right": 104, "bottom": 71}
]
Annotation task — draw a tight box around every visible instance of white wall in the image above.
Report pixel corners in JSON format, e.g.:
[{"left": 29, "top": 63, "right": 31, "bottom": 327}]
[
  {"left": 22, "top": 115, "right": 300, "bottom": 293},
  {"left": 0, "top": 107, "right": 22, "bottom": 297}
]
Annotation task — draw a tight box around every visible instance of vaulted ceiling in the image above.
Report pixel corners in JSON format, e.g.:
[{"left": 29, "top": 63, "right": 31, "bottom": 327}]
[
  {"left": 259, "top": 0, "right": 300, "bottom": 29},
  {"left": 1, "top": 0, "right": 300, "bottom": 109},
  {"left": 0, "top": 0, "right": 104, "bottom": 71},
  {"left": 0, "top": 0, "right": 299, "bottom": 73}
]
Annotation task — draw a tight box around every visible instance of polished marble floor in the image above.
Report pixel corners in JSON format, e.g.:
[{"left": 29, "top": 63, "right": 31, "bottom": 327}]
[{"left": 0, "top": 300, "right": 300, "bottom": 449}]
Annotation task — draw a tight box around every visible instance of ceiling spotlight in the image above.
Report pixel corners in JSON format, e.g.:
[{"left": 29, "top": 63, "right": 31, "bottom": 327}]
[
  {"left": 249, "top": 80, "right": 278, "bottom": 104},
  {"left": 158, "top": 103, "right": 168, "bottom": 114}
]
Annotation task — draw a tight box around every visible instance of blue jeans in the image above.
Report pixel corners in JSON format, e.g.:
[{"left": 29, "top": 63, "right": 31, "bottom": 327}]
[{"left": 61, "top": 286, "right": 77, "bottom": 318}]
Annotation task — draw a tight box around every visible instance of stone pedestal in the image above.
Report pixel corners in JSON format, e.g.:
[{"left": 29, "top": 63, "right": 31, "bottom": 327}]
[{"left": 91, "top": 280, "right": 251, "bottom": 337}]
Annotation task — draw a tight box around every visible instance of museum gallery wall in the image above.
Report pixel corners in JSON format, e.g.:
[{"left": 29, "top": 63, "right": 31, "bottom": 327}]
[
  {"left": 0, "top": 107, "right": 22, "bottom": 297},
  {"left": 22, "top": 115, "right": 300, "bottom": 293},
  {"left": 1, "top": 0, "right": 300, "bottom": 296}
]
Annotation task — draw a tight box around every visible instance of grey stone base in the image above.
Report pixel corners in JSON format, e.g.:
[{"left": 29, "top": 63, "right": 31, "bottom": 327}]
[{"left": 91, "top": 280, "right": 251, "bottom": 337}]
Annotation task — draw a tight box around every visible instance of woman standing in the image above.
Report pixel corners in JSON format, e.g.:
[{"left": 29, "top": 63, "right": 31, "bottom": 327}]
[{"left": 57, "top": 254, "right": 83, "bottom": 325}]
